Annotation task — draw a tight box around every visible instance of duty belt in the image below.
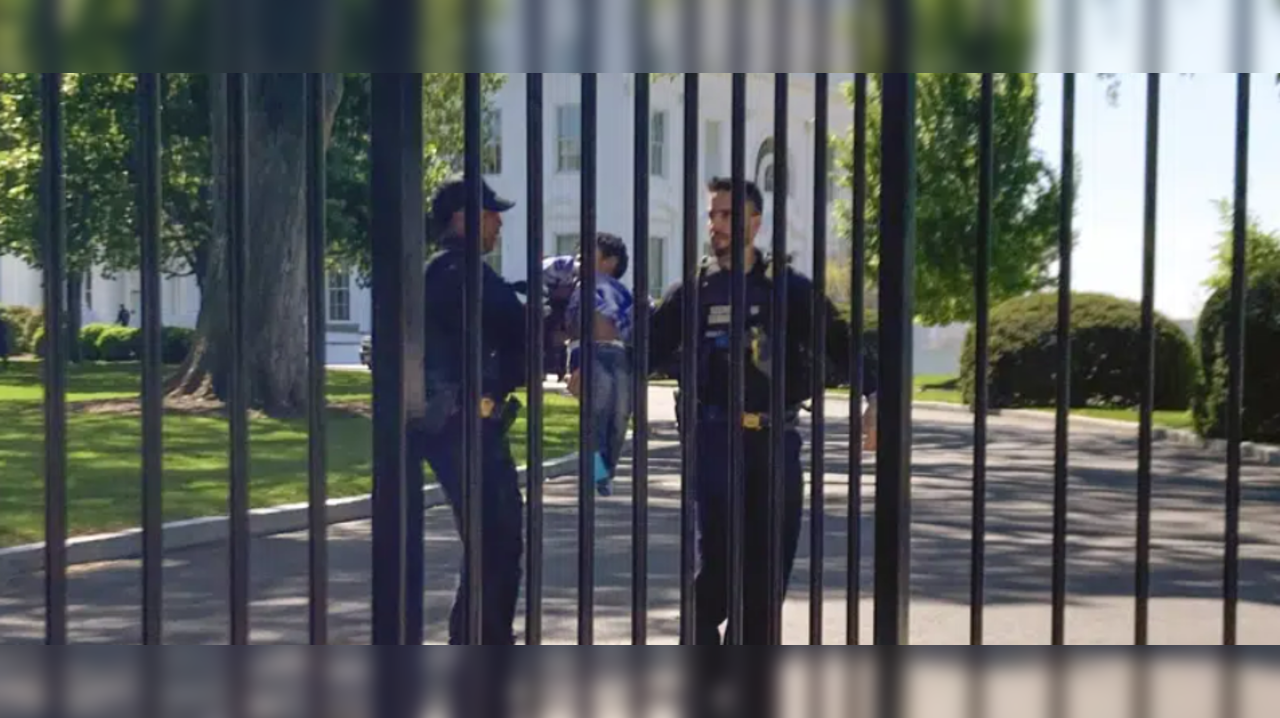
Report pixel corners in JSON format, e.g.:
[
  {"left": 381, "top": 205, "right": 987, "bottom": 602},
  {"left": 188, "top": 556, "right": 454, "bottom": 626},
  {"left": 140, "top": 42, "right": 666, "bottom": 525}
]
[{"left": 698, "top": 404, "right": 799, "bottom": 431}]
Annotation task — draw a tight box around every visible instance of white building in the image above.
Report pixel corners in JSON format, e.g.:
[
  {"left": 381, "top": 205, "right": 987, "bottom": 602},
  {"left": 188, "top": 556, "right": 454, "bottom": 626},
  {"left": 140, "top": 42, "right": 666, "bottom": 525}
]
[{"left": 0, "top": 73, "right": 856, "bottom": 366}]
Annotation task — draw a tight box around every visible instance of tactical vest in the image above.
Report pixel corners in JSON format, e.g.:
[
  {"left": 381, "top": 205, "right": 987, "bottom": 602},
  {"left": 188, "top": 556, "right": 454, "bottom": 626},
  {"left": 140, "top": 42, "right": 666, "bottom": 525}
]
[{"left": 693, "top": 253, "right": 815, "bottom": 413}]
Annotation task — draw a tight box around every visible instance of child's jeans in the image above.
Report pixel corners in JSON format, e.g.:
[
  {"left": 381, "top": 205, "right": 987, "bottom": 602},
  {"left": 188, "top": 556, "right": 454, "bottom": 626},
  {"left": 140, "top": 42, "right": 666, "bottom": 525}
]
[{"left": 586, "top": 342, "right": 633, "bottom": 494}]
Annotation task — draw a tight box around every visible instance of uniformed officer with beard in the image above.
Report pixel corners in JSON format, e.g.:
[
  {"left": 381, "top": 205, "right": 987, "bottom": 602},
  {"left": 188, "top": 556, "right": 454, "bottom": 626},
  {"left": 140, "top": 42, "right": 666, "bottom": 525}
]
[{"left": 649, "top": 177, "right": 852, "bottom": 645}]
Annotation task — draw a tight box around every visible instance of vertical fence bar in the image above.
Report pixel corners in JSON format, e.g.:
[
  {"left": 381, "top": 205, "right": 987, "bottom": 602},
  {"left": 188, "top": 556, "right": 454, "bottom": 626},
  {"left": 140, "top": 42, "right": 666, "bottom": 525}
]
[
  {"left": 679, "top": 72, "right": 701, "bottom": 645},
  {"left": 578, "top": 72, "right": 599, "bottom": 646},
  {"left": 461, "top": 72, "right": 485, "bottom": 645},
  {"left": 136, "top": 70, "right": 164, "bottom": 718},
  {"left": 810, "top": 72, "right": 829, "bottom": 646},
  {"left": 874, "top": 72, "right": 915, "bottom": 647},
  {"left": 1051, "top": 73, "right": 1076, "bottom": 648},
  {"left": 1136, "top": 73, "right": 1160, "bottom": 646},
  {"left": 632, "top": 73, "right": 652, "bottom": 646},
  {"left": 1224, "top": 72, "right": 1250, "bottom": 647},
  {"left": 305, "top": 73, "right": 329, "bottom": 647},
  {"left": 225, "top": 72, "right": 251, "bottom": 649},
  {"left": 727, "top": 71, "right": 748, "bottom": 646},
  {"left": 848, "top": 72, "right": 867, "bottom": 647},
  {"left": 40, "top": 72, "right": 68, "bottom": 649},
  {"left": 303, "top": 75, "right": 330, "bottom": 718},
  {"left": 137, "top": 72, "right": 165, "bottom": 646},
  {"left": 525, "top": 73, "right": 546, "bottom": 645},
  {"left": 971, "top": 73, "right": 994, "bottom": 646},
  {"left": 768, "top": 73, "right": 790, "bottom": 645},
  {"left": 137, "top": 22, "right": 162, "bottom": 718}
]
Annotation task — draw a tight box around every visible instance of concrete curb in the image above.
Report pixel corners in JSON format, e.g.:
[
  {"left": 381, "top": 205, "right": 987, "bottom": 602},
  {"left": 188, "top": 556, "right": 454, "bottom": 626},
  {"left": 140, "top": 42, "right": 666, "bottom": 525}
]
[
  {"left": 0, "top": 453, "right": 581, "bottom": 578},
  {"left": 914, "top": 401, "right": 1280, "bottom": 468}
]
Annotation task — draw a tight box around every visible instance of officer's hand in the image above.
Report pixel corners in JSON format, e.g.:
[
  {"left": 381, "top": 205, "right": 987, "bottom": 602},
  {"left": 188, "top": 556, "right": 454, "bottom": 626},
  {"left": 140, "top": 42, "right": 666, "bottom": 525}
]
[
  {"left": 567, "top": 371, "right": 582, "bottom": 399},
  {"left": 510, "top": 280, "right": 529, "bottom": 295}
]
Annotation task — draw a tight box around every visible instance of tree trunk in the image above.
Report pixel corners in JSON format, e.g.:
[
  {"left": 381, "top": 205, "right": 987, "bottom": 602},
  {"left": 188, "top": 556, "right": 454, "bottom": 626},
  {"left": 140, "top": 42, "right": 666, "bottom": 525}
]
[{"left": 167, "top": 74, "right": 343, "bottom": 417}]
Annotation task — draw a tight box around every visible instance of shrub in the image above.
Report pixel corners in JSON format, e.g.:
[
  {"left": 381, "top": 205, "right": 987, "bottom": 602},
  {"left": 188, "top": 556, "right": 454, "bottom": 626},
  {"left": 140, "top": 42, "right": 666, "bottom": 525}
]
[
  {"left": 1193, "top": 268, "right": 1280, "bottom": 443},
  {"left": 96, "top": 326, "right": 142, "bottom": 362},
  {"left": 961, "top": 292, "right": 1198, "bottom": 411},
  {"left": 0, "top": 310, "right": 21, "bottom": 355},
  {"left": 79, "top": 323, "right": 115, "bottom": 361},
  {"left": 0, "top": 305, "right": 42, "bottom": 353},
  {"left": 161, "top": 326, "right": 195, "bottom": 365}
]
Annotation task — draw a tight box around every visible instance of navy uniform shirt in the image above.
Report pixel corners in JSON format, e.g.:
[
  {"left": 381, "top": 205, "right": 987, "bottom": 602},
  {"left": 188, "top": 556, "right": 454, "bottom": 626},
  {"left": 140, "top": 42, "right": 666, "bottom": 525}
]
[
  {"left": 423, "top": 233, "right": 527, "bottom": 402},
  {"left": 649, "top": 249, "right": 852, "bottom": 415}
]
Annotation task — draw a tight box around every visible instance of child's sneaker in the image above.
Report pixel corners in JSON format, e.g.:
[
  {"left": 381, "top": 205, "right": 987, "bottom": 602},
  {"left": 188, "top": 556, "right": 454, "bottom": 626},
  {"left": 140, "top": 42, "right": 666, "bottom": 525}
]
[{"left": 594, "top": 452, "right": 613, "bottom": 497}]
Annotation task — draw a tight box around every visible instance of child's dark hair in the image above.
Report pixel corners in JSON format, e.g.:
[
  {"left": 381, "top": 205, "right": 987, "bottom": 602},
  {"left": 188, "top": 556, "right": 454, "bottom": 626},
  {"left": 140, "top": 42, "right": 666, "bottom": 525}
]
[
  {"left": 596, "top": 232, "right": 629, "bottom": 279},
  {"left": 706, "top": 177, "right": 765, "bottom": 216}
]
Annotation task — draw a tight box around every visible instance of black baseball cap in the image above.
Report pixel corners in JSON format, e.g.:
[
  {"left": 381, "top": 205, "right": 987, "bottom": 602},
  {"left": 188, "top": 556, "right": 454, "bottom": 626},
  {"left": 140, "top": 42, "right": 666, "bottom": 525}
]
[{"left": 430, "top": 176, "right": 515, "bottom": 229}]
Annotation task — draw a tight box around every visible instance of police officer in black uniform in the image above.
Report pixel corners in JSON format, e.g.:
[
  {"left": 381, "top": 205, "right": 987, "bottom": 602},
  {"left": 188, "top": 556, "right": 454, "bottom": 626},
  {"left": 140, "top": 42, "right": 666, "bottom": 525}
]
[
  {"left": 414, "top": 177, "right": 527, "bottom": 646},
  {"left": 650, "top": 177, "right": 851, "bottom": 645}
]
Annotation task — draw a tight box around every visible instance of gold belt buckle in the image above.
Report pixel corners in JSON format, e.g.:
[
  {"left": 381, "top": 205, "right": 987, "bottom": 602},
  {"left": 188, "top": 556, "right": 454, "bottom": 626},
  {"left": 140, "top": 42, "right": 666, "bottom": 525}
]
[
  {"left": 480, "top": 397, "right": 496, "bottom": 419},
  {"left": 743, "top": 413, "right": 763, "bottom": 430}
]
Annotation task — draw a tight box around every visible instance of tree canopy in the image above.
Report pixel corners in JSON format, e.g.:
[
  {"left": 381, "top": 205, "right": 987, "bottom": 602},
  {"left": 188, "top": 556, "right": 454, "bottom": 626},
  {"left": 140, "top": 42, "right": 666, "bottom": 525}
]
[
  {"left": 833, "top": 73, "right": 1070, "bottom": 327},
  {"left": 1205, "top": 199, "right": 1280, "bottom": 294},
  {"left": 0, "top": 72, "right": 504, "bottom": 287},
  {"left": 0, "top": 73, "right": 213, "bottom": 284}
]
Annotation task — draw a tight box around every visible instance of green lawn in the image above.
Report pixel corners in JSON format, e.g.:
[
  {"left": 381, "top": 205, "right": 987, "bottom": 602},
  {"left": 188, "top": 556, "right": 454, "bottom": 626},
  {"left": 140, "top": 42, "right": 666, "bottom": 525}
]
[
  {"left": 901, "top": 373, "right": 1196, "bottom": 431},
  {"left": 912, "top": 374, "right": 964, "bottom": 404},
  {"left": 0, "top": 360, "right": 579, "bottom": 547},
  {"left": 1028, "top": 406, "right": 1196, "bottom": 431},
  {"left": 825, "top": 374, "right": 963, "bottom": 404}
]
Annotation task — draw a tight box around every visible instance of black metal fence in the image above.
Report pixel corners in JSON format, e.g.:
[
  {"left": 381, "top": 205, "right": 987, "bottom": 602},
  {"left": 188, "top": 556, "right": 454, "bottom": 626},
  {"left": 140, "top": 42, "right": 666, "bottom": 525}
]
[{"left": 12, "top": 0, "right": 1266, "bottom": 711}]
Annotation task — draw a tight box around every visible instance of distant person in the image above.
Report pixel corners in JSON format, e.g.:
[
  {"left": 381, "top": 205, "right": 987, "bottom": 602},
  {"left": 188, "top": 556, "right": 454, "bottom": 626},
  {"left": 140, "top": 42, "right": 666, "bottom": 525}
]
[
  {"left": 116, "top": 304, "right": 131, "bottom": 327},
  {"left": 565, "top": 232, "right": 635, "bottom": 497},
  {"left": 0, "top": 318, "right": 10, "bottom": 370}
]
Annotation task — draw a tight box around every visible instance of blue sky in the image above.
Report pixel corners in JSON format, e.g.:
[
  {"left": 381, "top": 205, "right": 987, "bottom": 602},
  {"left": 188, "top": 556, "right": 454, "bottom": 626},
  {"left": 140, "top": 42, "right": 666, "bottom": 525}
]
[
  {"left": 1031, "top": 74, "right": 1279, "bottom": 321},
  {"left": 1025, "top": 1, "right": 1280, "bottom": 321}
]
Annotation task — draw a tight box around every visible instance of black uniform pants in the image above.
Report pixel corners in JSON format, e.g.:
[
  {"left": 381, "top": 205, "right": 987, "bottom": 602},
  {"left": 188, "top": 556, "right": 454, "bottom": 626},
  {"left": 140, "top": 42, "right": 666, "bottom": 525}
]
[{"left": 691, "top": 416, "right": 805, "bottom": 645}]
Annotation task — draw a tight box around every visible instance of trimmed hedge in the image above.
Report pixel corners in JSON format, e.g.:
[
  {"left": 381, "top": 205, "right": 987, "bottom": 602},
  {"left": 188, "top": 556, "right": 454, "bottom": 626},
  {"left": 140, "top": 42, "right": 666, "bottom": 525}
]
[
  {"left": 26, "top": 320, "right": 194, "bottom": 365},
  {"left": 0, "top": 305, "right": 42, "bottom": 354},
  {"left": 97, "top": 326, "right": 141, "bottom": 361},
  {"left": 1193, "top": 268, "right": 1280, "bottom": 443},
  {"left": 961, "top": 292, "right": 1198, "bottom": 411},
  {"left": 79, "top": 323, "right": 115, "bottom": 361}
]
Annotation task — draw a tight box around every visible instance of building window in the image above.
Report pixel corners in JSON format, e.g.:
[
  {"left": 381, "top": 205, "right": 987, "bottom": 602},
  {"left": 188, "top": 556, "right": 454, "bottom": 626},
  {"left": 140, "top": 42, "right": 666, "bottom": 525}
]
[
  {"left": 650, "top": 111, "right": 667, "bottom": 178},
  {"left": 84, "top": 271, "right": 93, "bottom": 309},
  {"left": 648, "top": 237, "right": 666, "bottom": 299},
  {"left": 555, "top": 233, "right": 579, "bottom": 259},
  {"left": 556, "top": 104, "right": 581, "bottom": 172},
  {"left": 705, "top": 120, "right": 723, "bottom": 180},
  {"left": 482, "top": 108, "right": 502, "bottom": 175},
  {"left": 328, "top": 269, "right": 351, "bottom": 322}
]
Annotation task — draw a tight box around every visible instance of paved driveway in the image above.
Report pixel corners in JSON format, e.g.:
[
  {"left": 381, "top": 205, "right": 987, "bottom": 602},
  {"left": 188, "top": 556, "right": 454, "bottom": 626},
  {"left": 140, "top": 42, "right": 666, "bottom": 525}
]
[{"left": 1, "top": 388, "right": 1278, "bottom": 647}]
